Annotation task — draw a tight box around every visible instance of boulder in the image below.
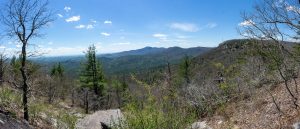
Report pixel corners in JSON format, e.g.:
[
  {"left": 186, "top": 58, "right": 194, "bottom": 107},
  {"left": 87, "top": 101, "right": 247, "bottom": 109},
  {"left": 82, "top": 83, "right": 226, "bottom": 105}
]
[
  {"left": 0, "top": 111, "right": 32, "bottom": 129},
  {"left": 76, "top": 109, "right": 123, "bottom": 129},
  {"left": 294, "top": 122, "right": 300, "bottom": 129},
  {"left": 189, "top": 121, "right": 212, "bottom": 129}
]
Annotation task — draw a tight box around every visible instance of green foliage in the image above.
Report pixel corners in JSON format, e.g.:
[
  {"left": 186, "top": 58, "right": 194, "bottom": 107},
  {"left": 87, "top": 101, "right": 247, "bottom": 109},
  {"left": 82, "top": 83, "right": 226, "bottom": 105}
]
[
  {"left": 79, "top": 44, "right": 105, "bottom": 95},
  {"left": 29, "top": 103, "right": 47, "bottom": 121},
  {"left": 116, "top": 75, "right": 196, "bottom": 129},
  {"left": 51, "top": 62, "right": 64, "bottom": 77},
  {"left": 0, "top": 87, "right": 22, "bottom": 111},
  {"left": 179, "top": 55, "right": 192, "bottom": 84},
  {"left": 57, "top": 111, "right": 78, "bottom": 129}
]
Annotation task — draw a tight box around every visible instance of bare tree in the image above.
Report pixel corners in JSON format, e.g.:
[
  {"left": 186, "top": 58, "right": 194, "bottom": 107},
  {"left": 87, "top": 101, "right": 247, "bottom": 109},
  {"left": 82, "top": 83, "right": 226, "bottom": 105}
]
[
  {"left": 239, "top": 0, "right": 300, "bottom": 109},
  {"left": 0, "top": 52, "right": 7, "bottom": 85},
  {"left": 0, "top": 0, "right": 54, "bottom": 121}
]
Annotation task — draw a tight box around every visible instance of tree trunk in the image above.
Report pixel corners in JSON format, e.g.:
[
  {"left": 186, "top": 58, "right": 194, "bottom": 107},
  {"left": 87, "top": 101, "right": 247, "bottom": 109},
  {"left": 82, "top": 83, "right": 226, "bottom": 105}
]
[
  {"left": 0, "top": 55, "right": 4, "bottom": 86},
  {"left": 85, "top": 89, "right": 89, "bottom": 114},
  {"left": 20, "top": 43, "right": 29, "bottom": 121}
]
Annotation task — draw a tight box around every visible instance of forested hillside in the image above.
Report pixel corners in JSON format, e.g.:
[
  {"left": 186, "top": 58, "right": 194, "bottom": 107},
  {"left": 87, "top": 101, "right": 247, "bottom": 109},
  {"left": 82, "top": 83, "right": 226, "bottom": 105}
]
[
  {"left": 0, "top": 0, "right": 300, "bottom": 129},
  {"left": 32, "top": 46, "right": 212, "bottom": 76}
]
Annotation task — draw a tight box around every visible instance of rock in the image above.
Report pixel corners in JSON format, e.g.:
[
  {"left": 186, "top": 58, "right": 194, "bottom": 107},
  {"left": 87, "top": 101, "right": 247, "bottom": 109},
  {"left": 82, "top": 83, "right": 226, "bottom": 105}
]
[
  {"left": 0, "top": 112, "right": 32, "bottom": 129},
  {"left": 232, "top": 125, "right": 240, "bottom": 129},
  {"left": 189, "top": 121, "right": 212, "bottom": 129},
  {"left": 217, "top": 120, "right": 223, "bottom": 125},
  {"left": 76, "top": 109, "right": 123, "bottom": 129},
  {"left": 294, "top": 122, "right": 300, "bottom": 129}
]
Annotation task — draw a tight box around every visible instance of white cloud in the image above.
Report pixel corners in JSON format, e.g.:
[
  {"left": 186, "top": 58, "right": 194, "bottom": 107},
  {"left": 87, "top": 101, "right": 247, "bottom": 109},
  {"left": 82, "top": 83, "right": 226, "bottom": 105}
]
[
  {"left": 64, "top": 6, "right": 71, "bottom": 12},
  {"left": 206, "top": 23, "right": 217, "bottom": 28},
  {"left": 75, "top": 25, "right": 85, "bottom": 29},
  {"left": 104, "top": 20, "right": 112, "bottom": 24},
  {"left": 86, "top": 24, "right": 94, "bottom": 29},
  {"left": 170, "top": 23, "right": 199, "bottom": 32},
  {"left": 91, "top": 20, "right": 97, "bottom": 23},
  {"left": 239, "top": 20, "right": 255, "bottom": 26},
  {"left": 286, "top": 5, "right": 300, "bottom": 13},
  {"left": 114, "top": 42, "right": 131, "bottom": 45},
  {"left": 177, "top": 35, "right": 188, "bottom": 39},
  {"left": 101, "top": 32, "right": 111, "bottom": 36},
  {"left": 153, "top": 33, "right": 167, "bottom": 38},
  {"left": 75, "top": 24, "right": 94, "bottom": 29},
  {"left": 153, "top": 33, "right": 168, "bottom": 41},
  {"left": 0, "top": 46, "right": 5, "bottom": 49},
  {"left": 57, "top": 14, "right": 63, "bottom": 18},
  {"left": 41, "top": 46, "right": 86, "bottom": 56},
  {"left": 65, "top": 16, "right": 80, "bottom": 22}
]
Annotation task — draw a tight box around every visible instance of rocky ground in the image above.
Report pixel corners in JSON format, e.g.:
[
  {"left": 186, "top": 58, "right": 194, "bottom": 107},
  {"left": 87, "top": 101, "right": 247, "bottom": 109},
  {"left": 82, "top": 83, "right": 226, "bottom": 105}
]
[
  {"left": 0, "top": 110, "right": 32, "bottom": 129},
  {"left": 192, "top": 79, "right": 300, "bottom": 129},
  {"left": 76, "top": 109, "right": 123, "bottom": 129}
]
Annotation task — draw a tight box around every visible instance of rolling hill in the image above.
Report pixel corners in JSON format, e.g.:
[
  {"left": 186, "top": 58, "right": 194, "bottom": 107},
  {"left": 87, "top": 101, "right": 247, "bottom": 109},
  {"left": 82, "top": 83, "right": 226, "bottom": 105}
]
[{"left": 32, "top": 46, "right": 212, "bottom": 77}]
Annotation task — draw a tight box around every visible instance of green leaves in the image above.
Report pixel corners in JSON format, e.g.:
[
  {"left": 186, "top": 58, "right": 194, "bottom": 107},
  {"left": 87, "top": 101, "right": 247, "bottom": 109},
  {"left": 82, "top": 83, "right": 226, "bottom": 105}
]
[{"left": 79, "top": 44, "right": 105, "bottom": 95}]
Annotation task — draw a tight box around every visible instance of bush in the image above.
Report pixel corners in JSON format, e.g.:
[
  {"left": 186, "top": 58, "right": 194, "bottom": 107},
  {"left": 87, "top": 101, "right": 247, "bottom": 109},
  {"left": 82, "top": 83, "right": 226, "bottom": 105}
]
[
  {"left": 0, "top": 86, "right": 22, "bottom": 112},
  {"left": 115, "top": 76, "right": 196, "bottom": 129},
  {"left": 56, "top": 111, "right": 78, "bottom": 129}
]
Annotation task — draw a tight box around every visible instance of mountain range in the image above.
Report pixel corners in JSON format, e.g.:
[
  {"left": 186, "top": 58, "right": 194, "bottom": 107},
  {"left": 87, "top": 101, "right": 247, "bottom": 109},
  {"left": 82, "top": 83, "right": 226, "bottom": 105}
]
[{"left": 33, "top": 46, "right": 212, "bottom": 77}]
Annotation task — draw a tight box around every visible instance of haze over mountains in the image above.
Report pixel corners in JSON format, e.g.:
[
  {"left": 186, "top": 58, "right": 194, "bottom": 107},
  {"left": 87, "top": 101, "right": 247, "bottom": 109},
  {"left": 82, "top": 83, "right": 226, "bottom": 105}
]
[{"left": 33, "top": 46, "right": 212, "bottom": 76}]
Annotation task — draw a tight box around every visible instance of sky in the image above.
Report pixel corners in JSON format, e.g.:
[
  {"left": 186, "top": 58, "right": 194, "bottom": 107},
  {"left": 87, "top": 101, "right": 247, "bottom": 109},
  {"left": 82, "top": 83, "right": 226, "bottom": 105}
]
[{"left": 0, "top": 0, "right": 255, "bottom": 56}]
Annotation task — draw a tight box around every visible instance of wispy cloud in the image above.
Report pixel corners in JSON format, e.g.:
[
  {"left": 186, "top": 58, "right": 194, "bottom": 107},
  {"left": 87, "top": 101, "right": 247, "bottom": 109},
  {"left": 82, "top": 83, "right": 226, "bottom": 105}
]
[
  {"left": 64, "top": 6, "right": 71, "bottom": 12},
  {"left": 153, "top": 33, "right": 168, "bottom": 41},
  {"left": 75, "top": 25, "right": 86, "bottom": 29},
  {"left": 239, "top": 20, "right": 255, "bottom": 26},
  {"left": 75, "top": 24, "right": 94, "bottom": 29},
  {"left": 104, "top": 20, "right": 112, "bottom": 24},
  {"left": 286, "top": 5, "right": 300, "bottom": 13},
  {"left": 66, "top": 16, "right": 80, "bottom": 22},
  {"left": 101, "top": 32, "right": 111, "bottom": 36},
  {"left": 91, "top": 20, "right": 97, "bottom": 23},
  {"left": 57, "top": 14, "right": 63, "bottom": 18},
  {"left": 113, "top": 42, "right": 131, "bottom": 45},
  {"left": 153, "top": 33, "right": 167, "bottom": 38},
  {"left": 170, "top": 23, "right": 199, "bottom": 32},
  {"left": 206, "top": 23, "right": 217, "bottom": 28},
  {"left": 86, "top": 25, "right": 94, "bottom": 29}
]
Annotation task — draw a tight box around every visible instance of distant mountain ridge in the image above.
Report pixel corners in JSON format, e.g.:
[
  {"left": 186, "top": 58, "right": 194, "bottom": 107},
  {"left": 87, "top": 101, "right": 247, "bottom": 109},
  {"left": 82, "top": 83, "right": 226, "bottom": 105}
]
[
  {"left": 101, "top": 46, "right": 166, "bottom": 58},
  {"left": 33, "top": 46, "right": 213, "bottom": 76}
]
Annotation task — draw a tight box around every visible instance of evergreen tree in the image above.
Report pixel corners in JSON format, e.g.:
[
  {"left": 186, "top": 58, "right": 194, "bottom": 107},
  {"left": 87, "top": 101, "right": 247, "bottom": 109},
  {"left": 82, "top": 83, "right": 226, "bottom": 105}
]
[
  {"left": 79, "top": 45, "right": 105, "bottom": 113},
  {"left": 179, "top": 55, "right": 191, "bottom": 84},
  {"left": 48, "top": 62, "right": 65, "bottom": 103}
]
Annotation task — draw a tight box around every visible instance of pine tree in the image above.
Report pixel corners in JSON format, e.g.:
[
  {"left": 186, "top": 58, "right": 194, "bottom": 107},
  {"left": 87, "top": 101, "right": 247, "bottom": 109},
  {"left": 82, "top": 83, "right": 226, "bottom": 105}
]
[
  {"left": 79, "top": 44, "right": 105, "bottom": 113},
  {"left": 179, "top": 55, "right": 191, "bottom": 84},
  {"left": 48, "top": 62, "right": 65, "bottom": 103}
]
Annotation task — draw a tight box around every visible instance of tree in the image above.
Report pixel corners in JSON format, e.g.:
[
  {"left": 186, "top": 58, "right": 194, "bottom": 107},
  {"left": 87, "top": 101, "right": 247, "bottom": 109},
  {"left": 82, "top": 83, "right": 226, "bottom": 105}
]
[
  {"left": 239, "top": 0, "right": 300, "bottom": 109},
  {"left": 79, "top": 45, "right": 105, "bottom": 113},
  {"left": 0, "top": 0, "right": 54, "bottom": 121},
  {"left": 179, "top": 55, "right": 191, "bottom": 84},
  {"left": 47, "top": 63, "right": 65, "bottom": 103},
  {"left": 112, "top": 78, "right": 128, "bottom": 108},
  {"left": 0, "top": 52, "right": 7, "bottom": 85}
]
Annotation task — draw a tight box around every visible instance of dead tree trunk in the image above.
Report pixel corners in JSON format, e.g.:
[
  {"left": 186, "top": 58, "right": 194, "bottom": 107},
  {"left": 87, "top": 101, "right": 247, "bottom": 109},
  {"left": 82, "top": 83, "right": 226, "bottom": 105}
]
[
  {"left": 20, "top": 43, "right": 29, "bottom": 121},
  {"left": 84, "top": 89, "right": 89, "bottom": 114}
]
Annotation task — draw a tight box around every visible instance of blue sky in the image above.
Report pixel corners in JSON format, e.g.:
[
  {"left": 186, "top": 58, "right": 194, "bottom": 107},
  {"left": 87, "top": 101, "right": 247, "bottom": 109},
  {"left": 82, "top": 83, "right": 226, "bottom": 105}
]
[{"left": 0, "top": 0, "right": 255, "bottom": 56}]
